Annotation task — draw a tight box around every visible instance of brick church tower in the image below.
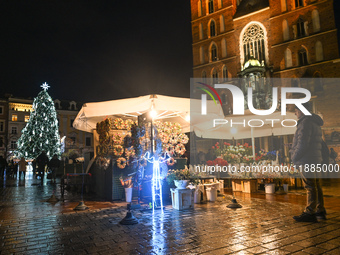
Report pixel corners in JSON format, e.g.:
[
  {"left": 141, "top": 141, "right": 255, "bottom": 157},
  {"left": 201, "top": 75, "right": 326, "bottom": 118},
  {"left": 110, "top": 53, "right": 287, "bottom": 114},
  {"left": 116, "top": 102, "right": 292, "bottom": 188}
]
[{"left": 190, "top": 0, "right": 340, "bottom": 148}]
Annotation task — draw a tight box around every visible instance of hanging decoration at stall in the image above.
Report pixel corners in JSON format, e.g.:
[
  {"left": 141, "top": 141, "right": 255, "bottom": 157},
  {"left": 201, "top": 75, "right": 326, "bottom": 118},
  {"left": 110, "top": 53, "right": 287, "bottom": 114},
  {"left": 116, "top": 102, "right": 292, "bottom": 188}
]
[
  {"left": 95, "top": 116, "right": 189, "bottom": 210},
  {"left": 154, "top": 121, "right": 189, "bottom": 165}
]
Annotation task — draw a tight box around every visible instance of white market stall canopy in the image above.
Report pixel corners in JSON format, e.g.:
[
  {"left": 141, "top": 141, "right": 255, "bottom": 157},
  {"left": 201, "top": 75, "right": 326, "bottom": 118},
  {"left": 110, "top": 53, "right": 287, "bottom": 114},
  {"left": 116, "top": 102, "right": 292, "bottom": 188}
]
[{"left": 73, "top": 94, "right": 224, "bottom": 133}]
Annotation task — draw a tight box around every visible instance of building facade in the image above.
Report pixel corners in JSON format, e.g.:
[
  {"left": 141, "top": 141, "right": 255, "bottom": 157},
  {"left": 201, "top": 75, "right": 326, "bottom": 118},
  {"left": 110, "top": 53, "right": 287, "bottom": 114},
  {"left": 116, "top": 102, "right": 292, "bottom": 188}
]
[{"left": 190, "top": 0, "right": 340, "bottom": 155}]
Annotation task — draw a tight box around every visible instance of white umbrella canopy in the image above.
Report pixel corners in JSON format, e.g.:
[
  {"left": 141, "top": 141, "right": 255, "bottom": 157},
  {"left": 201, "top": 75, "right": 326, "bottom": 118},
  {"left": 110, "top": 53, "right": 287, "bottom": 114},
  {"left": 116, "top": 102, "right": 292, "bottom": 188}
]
[{"left": 73, "top": 94, "right": 224, "bottom": 133}]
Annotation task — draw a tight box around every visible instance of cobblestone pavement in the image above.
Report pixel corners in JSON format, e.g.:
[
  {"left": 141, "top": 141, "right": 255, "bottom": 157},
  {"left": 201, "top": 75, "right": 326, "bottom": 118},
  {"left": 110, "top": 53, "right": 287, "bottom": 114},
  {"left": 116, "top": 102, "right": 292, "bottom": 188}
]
[{"left": 1, "top": 175, "right": 340, "bottom": 254}]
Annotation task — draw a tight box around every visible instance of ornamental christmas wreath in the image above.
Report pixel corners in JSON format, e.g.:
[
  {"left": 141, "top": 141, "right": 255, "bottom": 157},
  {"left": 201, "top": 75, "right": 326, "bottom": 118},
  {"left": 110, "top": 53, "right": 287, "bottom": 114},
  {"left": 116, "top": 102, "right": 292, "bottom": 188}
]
[
  {"left": 167, "top": 157, "right": 176, "bottom": 166},
  {"left": 175, "top": 143, "right": 186, "bottom": 156},
  {"left": 113, "top": 145, "right": 124, "bottom": 156},
  {"left": 117, "top": 157, "right": 127, "bottom": 169}
]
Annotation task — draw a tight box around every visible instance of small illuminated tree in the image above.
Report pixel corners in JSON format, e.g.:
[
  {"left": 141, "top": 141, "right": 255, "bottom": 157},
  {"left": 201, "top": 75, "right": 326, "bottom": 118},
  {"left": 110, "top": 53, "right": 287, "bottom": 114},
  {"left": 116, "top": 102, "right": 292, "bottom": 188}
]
[{"left": 17, "top": 83, "right": 61, "bottom": 159}]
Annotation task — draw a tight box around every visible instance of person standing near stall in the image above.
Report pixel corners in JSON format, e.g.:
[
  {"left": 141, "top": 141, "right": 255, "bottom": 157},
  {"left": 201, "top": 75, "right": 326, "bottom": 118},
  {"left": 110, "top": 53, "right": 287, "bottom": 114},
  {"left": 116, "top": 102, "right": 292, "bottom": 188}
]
[
  {"left": 36, "top": 151, "right": 49, "bottom": 184},
  {"left": 18, "top": 157, "right": 27, "bottom": 179},
  {"left": 0, "top": 155, "right": 7, "bottom": 179},
  {"left": 48, "top": 154, "right": 60, "bottom": 184},
  {"left": 291, "top": 102, "right": 326, "bottom": 222}
]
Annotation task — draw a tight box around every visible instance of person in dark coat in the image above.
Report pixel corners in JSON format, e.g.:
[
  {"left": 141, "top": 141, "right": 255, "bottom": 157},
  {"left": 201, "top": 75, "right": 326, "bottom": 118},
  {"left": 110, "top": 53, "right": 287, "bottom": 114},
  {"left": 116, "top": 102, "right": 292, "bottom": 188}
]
[
  {"left": 36, "top": 151, "right": 49, "bottom": 183},
  {"left": 48, "top": 154, "right": 60, "bottom": 184},
  {"left": 290, "top": 102, "right": 326, "bottom": 222},
  {"left": 0, "top": 155, "right": 7, "bottom": 179}
]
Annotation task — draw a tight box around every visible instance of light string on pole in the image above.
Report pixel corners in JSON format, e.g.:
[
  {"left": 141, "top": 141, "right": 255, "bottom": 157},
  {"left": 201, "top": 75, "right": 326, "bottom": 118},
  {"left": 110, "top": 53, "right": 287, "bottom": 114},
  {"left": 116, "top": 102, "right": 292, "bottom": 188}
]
[{"left": 143, "top": 151, "right": 171, "bottom": 213}]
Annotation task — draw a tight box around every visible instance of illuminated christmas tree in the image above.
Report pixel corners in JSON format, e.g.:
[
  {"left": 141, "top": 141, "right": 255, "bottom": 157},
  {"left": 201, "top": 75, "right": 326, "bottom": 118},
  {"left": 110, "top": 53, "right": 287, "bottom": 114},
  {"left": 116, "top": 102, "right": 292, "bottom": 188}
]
[{"left": 17, "top": 82, "right": 61, "bottom": 159}]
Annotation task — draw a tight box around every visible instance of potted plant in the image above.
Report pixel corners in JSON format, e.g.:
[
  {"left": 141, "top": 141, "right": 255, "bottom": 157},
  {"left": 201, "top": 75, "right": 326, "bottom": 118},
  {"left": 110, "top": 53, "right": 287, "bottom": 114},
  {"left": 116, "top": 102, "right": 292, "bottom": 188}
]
[{"left": 166, "top": 168, "right": 198, "bottom": 189}]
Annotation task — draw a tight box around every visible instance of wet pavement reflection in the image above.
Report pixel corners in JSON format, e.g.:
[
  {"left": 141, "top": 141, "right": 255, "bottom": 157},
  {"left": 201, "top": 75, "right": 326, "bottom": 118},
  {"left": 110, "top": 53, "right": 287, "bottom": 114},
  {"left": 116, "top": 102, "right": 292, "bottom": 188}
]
[{"left": 1, "top": 174, "right": 340, "bottom": 254}]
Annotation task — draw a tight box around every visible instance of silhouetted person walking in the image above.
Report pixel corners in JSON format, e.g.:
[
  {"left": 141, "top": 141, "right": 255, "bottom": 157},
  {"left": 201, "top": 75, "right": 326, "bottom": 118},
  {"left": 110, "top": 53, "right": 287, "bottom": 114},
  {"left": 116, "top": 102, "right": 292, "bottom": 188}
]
[{"left": 36, "top": 151, "right": 49, "bottom": 184}]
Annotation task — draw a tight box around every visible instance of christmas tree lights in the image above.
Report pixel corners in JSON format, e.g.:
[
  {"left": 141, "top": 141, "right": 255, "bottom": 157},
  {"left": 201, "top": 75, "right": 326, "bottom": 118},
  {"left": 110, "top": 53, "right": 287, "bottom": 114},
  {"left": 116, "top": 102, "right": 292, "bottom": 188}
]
[{"left": 17, "top": 83, "right": 61, "bottom": 159}]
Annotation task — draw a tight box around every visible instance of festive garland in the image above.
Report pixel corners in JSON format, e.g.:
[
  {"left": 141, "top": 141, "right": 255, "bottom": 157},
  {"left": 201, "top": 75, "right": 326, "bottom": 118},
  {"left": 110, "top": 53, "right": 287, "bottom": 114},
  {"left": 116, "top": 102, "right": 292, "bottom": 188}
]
[
  {"left": 113, "top": 145, "right": 124, "bottom": 156},
  {"left": 167, "top": 157, "right": 176, "bottom": 166},
  {"left": 113, "top": 118, "right": 125, "bottom": 129},
  {"left": 175, "top": 143, "right": 186, "bottom": 156},
  {"left": 117, "top": 157, "right": 127, "bottom": 169}
]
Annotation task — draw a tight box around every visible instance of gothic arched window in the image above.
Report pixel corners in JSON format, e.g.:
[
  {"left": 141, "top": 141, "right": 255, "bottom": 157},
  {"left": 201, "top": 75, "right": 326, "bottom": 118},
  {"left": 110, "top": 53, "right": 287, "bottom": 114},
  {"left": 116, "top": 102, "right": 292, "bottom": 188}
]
[
  {"left": 223, "top": 66, "right": 228, "bottom": 81},
  {"left": 212, "top": 68, "right": 218, "bottom": 84},
  {"left": 221, "top": 38, "right": 227, "bottom": 58},
  {"left": 298, "top": 46, "right": 308, "bottom": 66},
  {"left": 285, "top": 48, "right": 292, "bottom": 68},
  {"left": 211, "top": 44, "right": 218, "bottom": 61},
  {"left": 282, "top": 19, "right": 289, "bottom": 41},
  {"left": 315, "top": 41, "right": 323, "bottom": 62},
  {"left": 312, "top": 9, "right": 320, "bottom": 33},
  {"left": 297, "top": 18, "right": 306, "bottom": 37},
  {"left": 242, "top": 24, "right": 266, "bottom": 64},
  {"left": 208, "top": 0, "right": 214, "bottom": 14},
  {"left": 210, "top": 20, "right": 216, "bottom": 37},
  {"left": 295, "top": 0, "right": 304, "bottom": 8}
]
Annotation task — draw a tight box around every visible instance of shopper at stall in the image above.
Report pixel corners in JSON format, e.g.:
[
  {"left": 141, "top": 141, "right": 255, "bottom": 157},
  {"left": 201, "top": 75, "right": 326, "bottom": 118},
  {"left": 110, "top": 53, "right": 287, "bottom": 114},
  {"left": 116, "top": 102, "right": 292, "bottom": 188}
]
[{"left": 291, "top": 102, "right": 326, "bottom": 222}]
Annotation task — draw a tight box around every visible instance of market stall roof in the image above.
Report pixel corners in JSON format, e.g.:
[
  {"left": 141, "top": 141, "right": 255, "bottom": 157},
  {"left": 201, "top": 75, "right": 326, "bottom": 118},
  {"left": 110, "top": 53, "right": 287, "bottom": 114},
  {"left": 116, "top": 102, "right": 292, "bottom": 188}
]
[{"left": 73, "top": 94, "right": 224, "bottom": 133}]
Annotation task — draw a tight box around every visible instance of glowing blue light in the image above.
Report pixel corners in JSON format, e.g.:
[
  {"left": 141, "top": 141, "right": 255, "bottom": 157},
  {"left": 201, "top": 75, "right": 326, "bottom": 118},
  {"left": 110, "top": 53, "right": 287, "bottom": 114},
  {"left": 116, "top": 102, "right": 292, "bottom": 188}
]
[{"left": 144, "top": 152, "right": 170, "bottom": 214}]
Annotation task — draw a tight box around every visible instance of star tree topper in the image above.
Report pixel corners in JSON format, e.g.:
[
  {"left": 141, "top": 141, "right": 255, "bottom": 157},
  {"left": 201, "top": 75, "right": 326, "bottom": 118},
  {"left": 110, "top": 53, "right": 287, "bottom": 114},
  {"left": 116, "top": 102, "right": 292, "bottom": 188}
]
[{"left": 41, "top": 82, "right": 50, "bottom": 91}]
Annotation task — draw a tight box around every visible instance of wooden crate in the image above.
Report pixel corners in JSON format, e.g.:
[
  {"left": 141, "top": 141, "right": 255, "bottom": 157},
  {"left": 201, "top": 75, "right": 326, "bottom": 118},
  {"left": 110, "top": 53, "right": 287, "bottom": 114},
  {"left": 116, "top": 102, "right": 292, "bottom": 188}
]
[
  {"left": 242, "top": 179, "right": 257, "bottom": 193},
  {"left": 232, "top": 179, "right": 243, "bottom": 191}
]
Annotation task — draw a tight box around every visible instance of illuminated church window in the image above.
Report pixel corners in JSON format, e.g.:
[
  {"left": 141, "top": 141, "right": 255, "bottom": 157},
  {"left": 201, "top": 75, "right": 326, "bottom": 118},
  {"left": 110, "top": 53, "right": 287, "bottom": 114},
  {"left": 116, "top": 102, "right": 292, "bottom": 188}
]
[{"left": 242, "top": 24, "right": 265, "bottom": 64}]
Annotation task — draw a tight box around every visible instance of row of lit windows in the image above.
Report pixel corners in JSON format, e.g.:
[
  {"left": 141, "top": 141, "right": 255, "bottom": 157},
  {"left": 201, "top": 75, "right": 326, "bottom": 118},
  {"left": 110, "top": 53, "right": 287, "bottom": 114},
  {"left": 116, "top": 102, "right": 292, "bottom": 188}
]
[
  {"left": 282, "top": 10, "right": 320, "bottom": 42},
  {"left": 201, "top": 65, "right": 229, "bottom": 83},
  {"left": 7, "top": 137, "right": 92, "bottom": 150},
  {"left": 11, "top": 114, "right": 29, "bottom": 122},
  {"left": 284, "top": 41, "right": 324, "bottom": 69},
  {"left": 198, "top": 9, "right": 320, "bottom": 45},
  {"left": 198, "top": 0, "right": 307, "bottom": 18}
]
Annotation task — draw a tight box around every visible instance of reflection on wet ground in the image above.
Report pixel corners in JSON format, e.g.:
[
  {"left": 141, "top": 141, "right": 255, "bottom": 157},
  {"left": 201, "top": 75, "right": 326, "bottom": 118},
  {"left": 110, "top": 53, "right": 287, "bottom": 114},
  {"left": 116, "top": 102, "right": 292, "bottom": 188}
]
[{"left": 1, "top": 173, "right": 340, "bottom": 254}]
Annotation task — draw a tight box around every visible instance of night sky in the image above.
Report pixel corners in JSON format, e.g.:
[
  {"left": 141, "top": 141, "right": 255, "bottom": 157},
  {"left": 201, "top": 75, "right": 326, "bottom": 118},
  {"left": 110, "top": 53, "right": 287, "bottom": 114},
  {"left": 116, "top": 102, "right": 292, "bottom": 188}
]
[
  {"left": 1, "top": 1, "right": 340, "bottom": 103},
  {"left": 0, "top": 1, "right": 193, "bottom": 102}
]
